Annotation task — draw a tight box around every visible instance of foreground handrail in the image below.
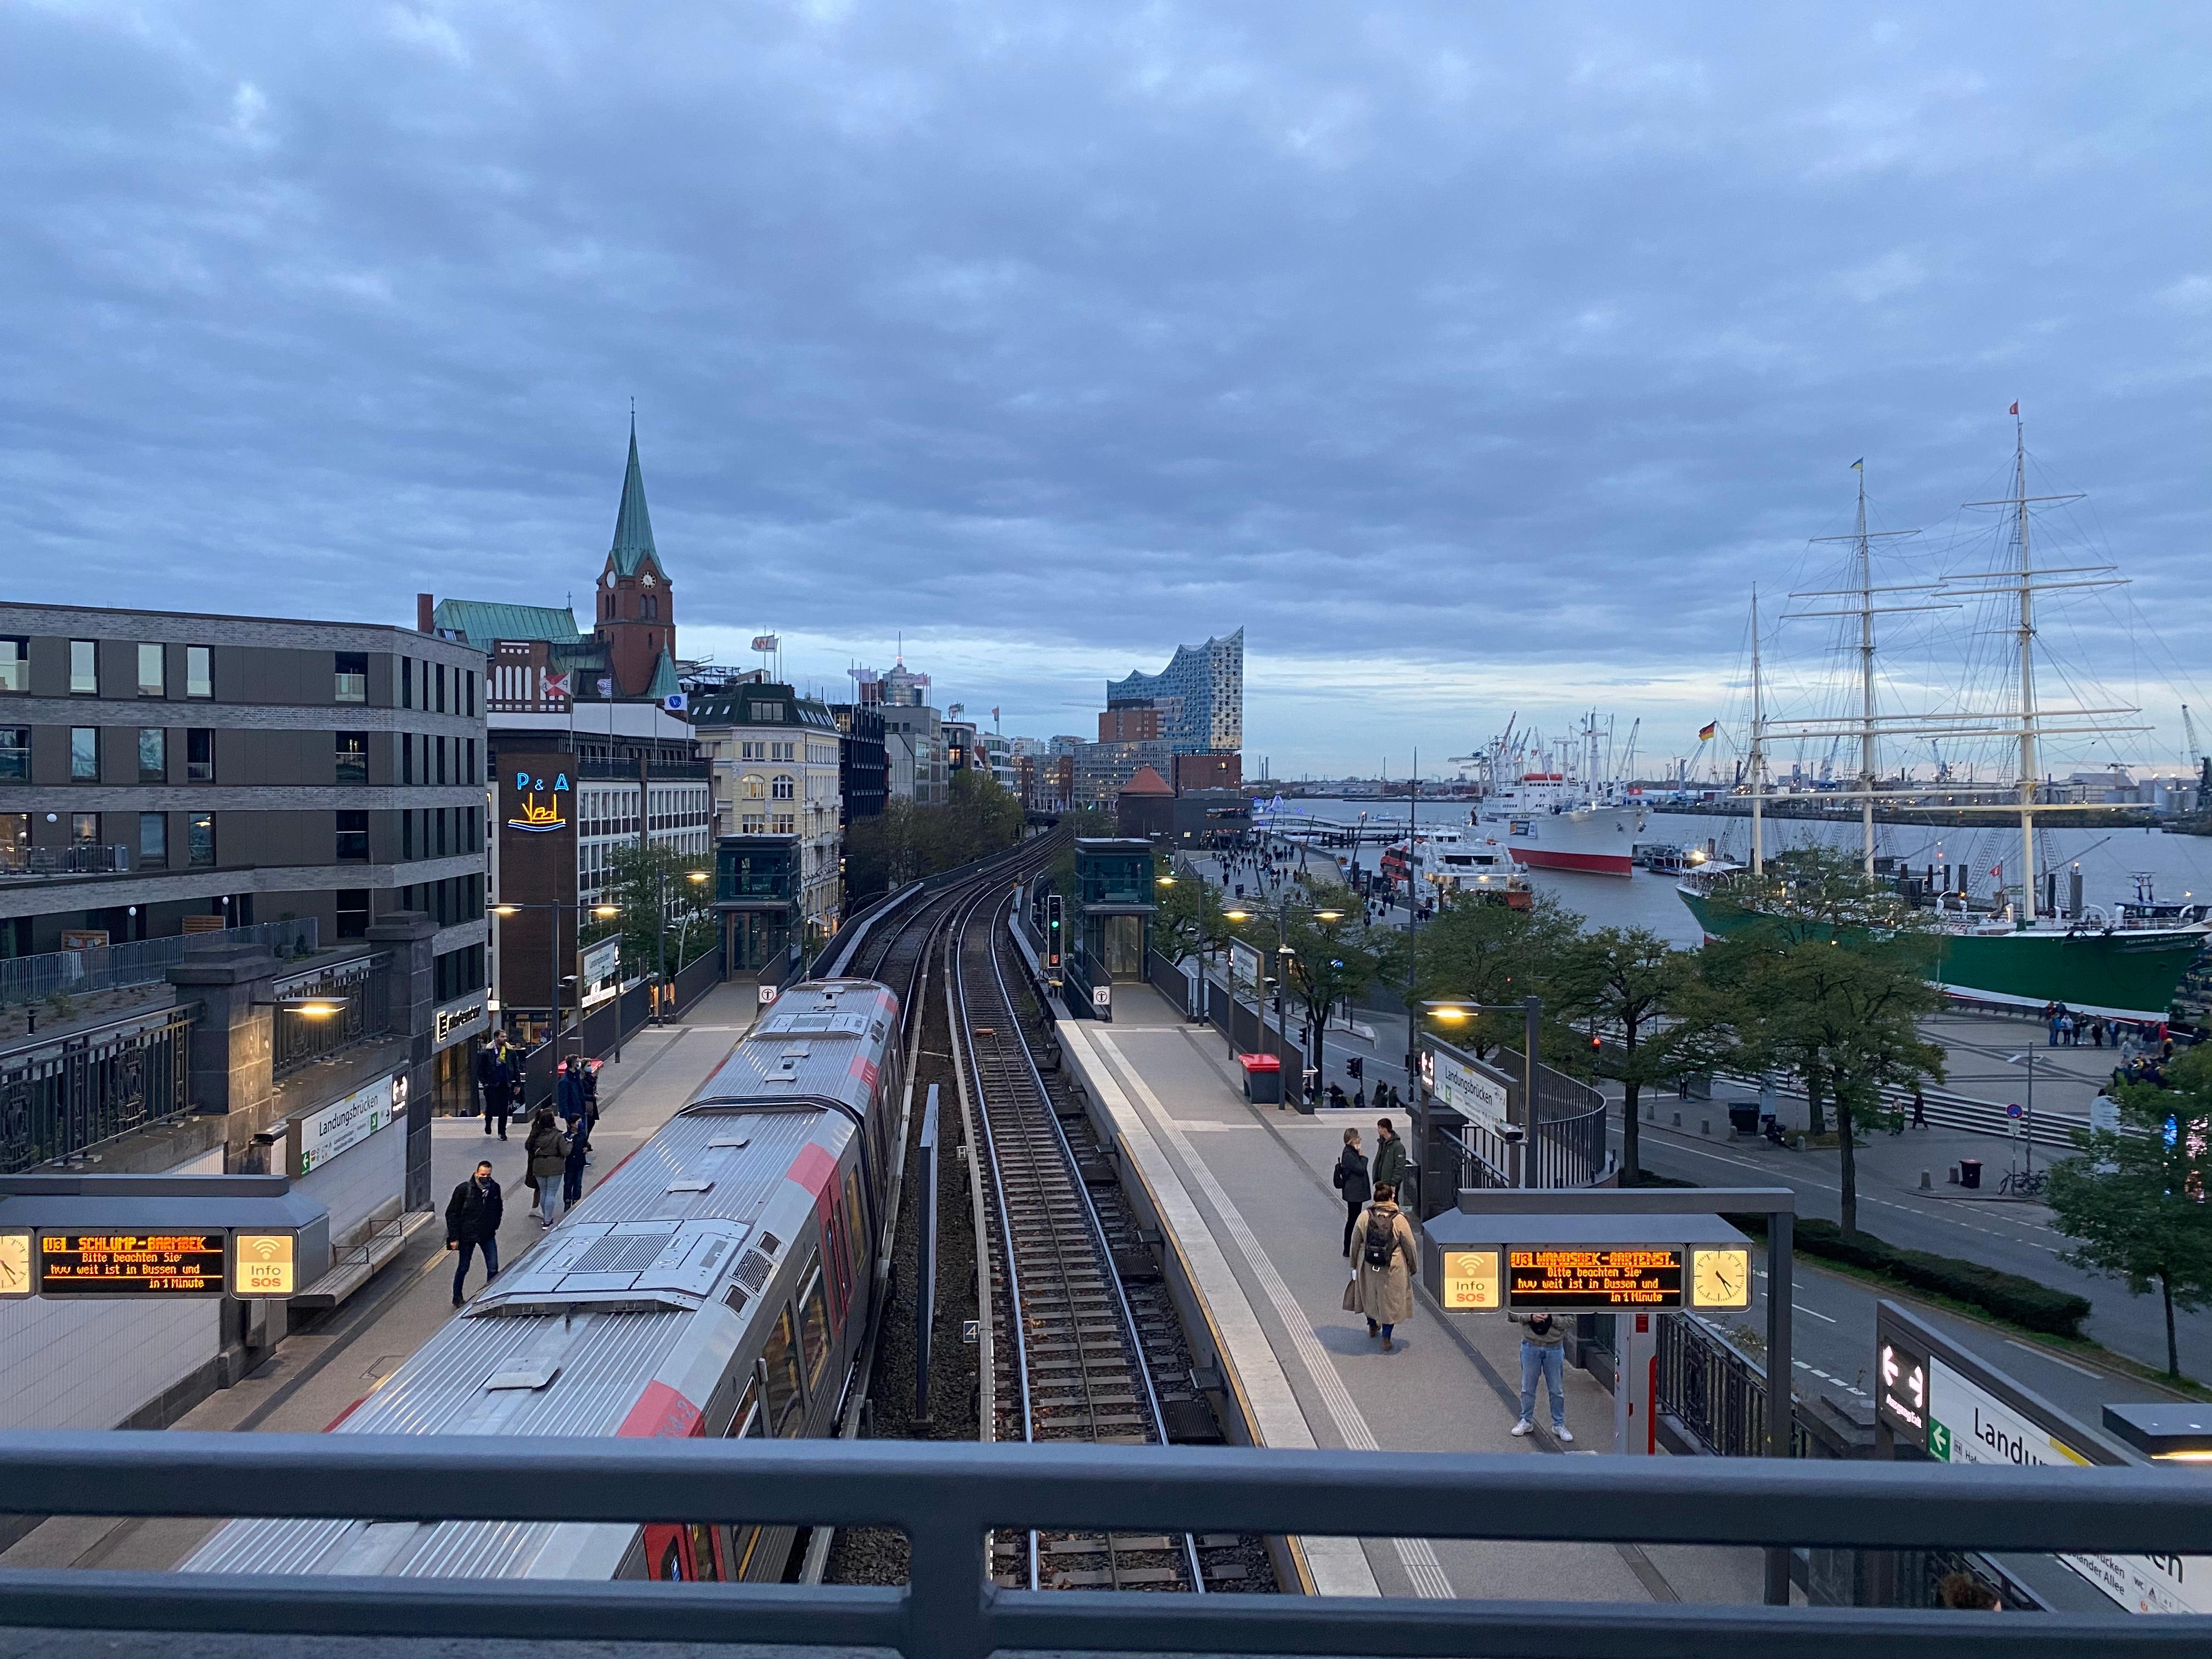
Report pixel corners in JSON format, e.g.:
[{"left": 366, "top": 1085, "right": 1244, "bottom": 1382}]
[{"left": 1, "top": 1434, "right": 2205, "bottom": 1656}]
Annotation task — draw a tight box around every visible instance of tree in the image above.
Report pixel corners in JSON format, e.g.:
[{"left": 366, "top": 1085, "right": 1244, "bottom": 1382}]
[
  {"left": 2046, "top": 1047, "right": 2212, "bottom": 1379},
  {"left": 1701, "top": 919, "right": 1945, "bottom": 1233},
  {"left": 1277, "top": 883, "right": 1387, "bottom": 1092},
  {"left": 584, "top": 842, "right": 715, "bottom": 981},
  {"left": 1400, "top": 889, "right": 1583, "bottom": 1062},
  {"left": 846, "top": 772, "right": 1028, "bottom": 898},
  {"left": 1550, "top": 927, "right": 1721, "bottom": 1186}
]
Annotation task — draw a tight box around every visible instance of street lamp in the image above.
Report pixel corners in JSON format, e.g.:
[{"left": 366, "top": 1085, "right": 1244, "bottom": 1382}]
[
  {"left": 1421, "top": 995, "right": 1544, "bottom": 1188},
  {"left": 488, "top": 899, "right": 620, "bottom": 1077}
]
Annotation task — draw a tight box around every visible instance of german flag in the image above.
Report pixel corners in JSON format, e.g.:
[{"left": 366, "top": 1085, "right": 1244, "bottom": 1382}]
[{"left": 1697, "top": 721, "right": 1718, "bottom": 742}]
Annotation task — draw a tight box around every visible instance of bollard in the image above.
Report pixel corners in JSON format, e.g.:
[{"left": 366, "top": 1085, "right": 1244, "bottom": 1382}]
[
  {"left": 1920, "top": 1170, "right": 1932, "bottom": 1190},
  {"left": 1946, "top": 1165, "right": 1960, "bottom": 1185},
  {"left": 1672, "top": 1113, "right": 1681, "bottom": 1128},
  {"left": 1700, "top": 1119, "right": 1710, "bottom": 1137}
]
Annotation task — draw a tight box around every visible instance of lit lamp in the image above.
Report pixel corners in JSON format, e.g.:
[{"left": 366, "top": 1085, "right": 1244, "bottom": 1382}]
[
  {"left": 1419, "top": 996, "right": 1544, "bottom": 1188},
  {"left": 256, "top": 994, "right": 349, "bottom": 1017}
]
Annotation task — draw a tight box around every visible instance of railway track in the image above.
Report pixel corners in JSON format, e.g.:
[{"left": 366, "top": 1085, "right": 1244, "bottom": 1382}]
[{"left": 954, "top": 886, "right": 1260, "bottom": 1595}]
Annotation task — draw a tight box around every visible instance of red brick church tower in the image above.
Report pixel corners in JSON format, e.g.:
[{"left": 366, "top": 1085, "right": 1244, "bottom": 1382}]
[{"left": 592, "top": 420, "right": 675, "bottom": 697}]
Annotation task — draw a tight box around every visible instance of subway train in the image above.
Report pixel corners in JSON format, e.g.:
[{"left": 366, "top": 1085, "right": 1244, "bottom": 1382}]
[{"left": 184, "top": 978, "right": 907, "bottom": 1586}]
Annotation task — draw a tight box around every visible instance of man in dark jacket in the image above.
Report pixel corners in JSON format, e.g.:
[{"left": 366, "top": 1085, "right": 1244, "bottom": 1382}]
[
  {"left": 445, "top": 1160, "right": 503, "bottom": 1307},
  {"left": 1372, "top": 1117, "right": 1409, "bottom": 1201},
  {"left": 474, "top": 1040, "right": 508, "bottom": 1132},
  {"left": 562, "top": 1114, "right": 592, "bottom": 1207},
  {"left": 556, "top": 1058, "right": 589, "bottom": 1133}
]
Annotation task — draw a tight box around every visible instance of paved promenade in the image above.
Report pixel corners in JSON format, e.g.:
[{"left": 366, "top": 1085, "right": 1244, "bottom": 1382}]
[{"left": 1057, "top": 983, "right": 1766, "bottom": 1607}]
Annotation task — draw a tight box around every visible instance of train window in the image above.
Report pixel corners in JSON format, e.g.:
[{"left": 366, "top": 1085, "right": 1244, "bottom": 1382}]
[
  {"left": 798, "top": 1267, "right": 831, "bottom": 1389},
  {"left": 686, "top": 1523, "right": 723, "bottom": 1581},
  {"left": 725, "top": 1380, "right": 763, "bottom": 1440},
  {"left": 659, "top": 1537, "right": 685, "bottom": 1581},
  {"left": 762, "top": 1307, "right": 805, "bottom": 1434},
  {"left": 844, "top": 1167, "right": 869, "bottom": 1288}
]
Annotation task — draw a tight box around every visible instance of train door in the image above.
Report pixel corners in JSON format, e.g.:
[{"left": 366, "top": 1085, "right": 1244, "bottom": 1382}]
[
  {"left": 795, "top": 1261, "right": 833, "bottom": 1426},
  {"left": 723, "top": 1379, "right": 770, "bottom": 1582}
]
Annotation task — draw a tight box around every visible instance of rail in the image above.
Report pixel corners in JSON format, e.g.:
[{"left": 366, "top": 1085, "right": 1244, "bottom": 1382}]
[
  {"left": 0, "top": 1006, "right": 194, "bottom": 1173},
  {"left": 270, "top": 952, "right": 392, "bottom": 1080},
  {"left": 0, "top": 918, "right": 319, "bottom": 1010},
  {"left": 1, "top": 1433, "right": 2206, "bottom": 1655},
  {"left": 1656, "top": 1311, "right": 1813, "bottom": 1460}
]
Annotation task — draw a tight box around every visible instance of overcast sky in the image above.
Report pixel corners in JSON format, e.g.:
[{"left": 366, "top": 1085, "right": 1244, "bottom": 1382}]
[{"left": 4, "top": 4, "right": 2206, "bottom": 777}]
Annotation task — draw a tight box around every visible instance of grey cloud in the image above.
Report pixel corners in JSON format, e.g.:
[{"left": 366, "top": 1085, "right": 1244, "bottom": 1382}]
[{"left": 0, "top": 3, "right": 2206, "bottom": 771}]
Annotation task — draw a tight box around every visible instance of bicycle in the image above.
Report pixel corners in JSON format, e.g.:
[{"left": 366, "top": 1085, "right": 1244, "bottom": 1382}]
[{"left": 1997, "top": 1166, "right": 2047, "bottom": 1198}]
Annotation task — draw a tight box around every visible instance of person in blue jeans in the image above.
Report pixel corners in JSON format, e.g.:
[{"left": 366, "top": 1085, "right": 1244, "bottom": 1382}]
[
  {"left": 445, "top": 1161, "right": 503, "bottom": 1308},
  {"left": 1509, "top": 1310, "right": 1572, "bottom": 1441}
]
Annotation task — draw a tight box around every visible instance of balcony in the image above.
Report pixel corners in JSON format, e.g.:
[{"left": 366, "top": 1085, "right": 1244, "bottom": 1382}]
[
  {"left": 0, "top": 843, "right": 129, "bottom": 882},
  {"left": 0, "top": 1433, "right": 2203, "bottom": 1656}
]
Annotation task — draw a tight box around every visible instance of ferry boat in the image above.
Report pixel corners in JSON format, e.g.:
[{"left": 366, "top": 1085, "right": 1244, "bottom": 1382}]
[
  {"left": 1677, "top": 419, "right": 2210, "bottom": 1022},
  {"left": 1381, "top": 830, "right": 1532, "bottom": 909}
]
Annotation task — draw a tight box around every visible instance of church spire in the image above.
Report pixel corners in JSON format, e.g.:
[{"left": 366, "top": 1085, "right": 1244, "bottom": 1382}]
[{"left": 607, "top": 416, "right": 658, "bottom": 575}]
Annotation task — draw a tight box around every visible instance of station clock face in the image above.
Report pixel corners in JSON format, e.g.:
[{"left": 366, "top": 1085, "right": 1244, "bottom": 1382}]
[
  {"left": 1691, "top": 1246, "right": 1751, "bottom": 1310},
  {"left": 0, "top": 1232, "right": 30, "bottom": 1298}
]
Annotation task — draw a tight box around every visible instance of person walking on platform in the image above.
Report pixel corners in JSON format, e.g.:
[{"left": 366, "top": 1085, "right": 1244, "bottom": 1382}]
[
  {"left": 562, "top": 1111, "right": 592, "bottom": 1207},
  {"left": 474, "top": 1039, "right": 506, "bottom": 1125},
  {"left": 1344, "top": 1182, "right": 1417, "bottom": 1351},
  {"left": 1509, "top": 1310, "right": 1572, "bottom": 1440},
  {"left": 1334, "top": 1128, "right": 1372, "bottom": 1257},
  {"left": 1372, "top": 1118, "right": 1409, "bottom": 1201},
  {"left": 557, "top": 1057, "right": 589, "bottom": 1135},
  {"left": 523, "top": 1107, "right": 569, "bottom": 1227},
  {"left": 445, "top": 1160, "right": 504, "bottom": 1307}
]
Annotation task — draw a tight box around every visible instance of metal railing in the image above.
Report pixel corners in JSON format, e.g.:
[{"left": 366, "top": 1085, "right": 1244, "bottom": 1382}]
[
  {"left": 0, "top": 1007, "right": 193, "bottom": 1173},
  {"left": 0, "top": 918, "right": 319, "bottom": 1010},
  {"left": 1657, "top": 1311, "right": 1813, "bottom": 1460},
  {"left": 270, "top": 953, "right": 391, "bottom": 1081},
  {"left": 0, "top": 842, "right": 127, "bottom": 879},
  {"left": 1, "top": 1433, "right": 2206, "bottom": 1655}
]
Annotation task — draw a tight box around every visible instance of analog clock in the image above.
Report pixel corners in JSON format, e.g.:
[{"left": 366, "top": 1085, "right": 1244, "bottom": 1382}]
[
  {"left": 0, "top": 1232, "right": 31, "bottom": 1299},
  {"left": 1691, "top": 1246, "right": 1751, "bottom": 1310}
]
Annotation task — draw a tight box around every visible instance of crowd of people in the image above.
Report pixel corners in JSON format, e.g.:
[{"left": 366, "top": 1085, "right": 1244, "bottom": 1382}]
[{"left": 447, "top": 1034, "right": 603, "bottom": 1305}]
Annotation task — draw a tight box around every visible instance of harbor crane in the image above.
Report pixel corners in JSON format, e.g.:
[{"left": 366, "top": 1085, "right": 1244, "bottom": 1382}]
[{"left": 2185, "top": 704, "right": 2211, "bottom": 796}]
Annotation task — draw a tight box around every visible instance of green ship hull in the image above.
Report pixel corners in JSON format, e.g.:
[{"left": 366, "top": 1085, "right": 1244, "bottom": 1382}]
[{"left": 1678, "top": 889, "right": 2205, "bottom": 1020}]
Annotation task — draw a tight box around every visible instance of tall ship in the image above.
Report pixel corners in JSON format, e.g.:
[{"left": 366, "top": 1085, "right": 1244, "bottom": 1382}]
[
  {"left": 1464, "top": 713, "right": 1644, "bottom": 876},
  {"left": 1678, "top": 419, "right": 2208, "bottom": 1021}
]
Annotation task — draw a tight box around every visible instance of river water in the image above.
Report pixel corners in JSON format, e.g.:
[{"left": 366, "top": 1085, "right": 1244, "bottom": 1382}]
[{"left": 1262, "top": 798, "right": 2212, "bottom": 949}]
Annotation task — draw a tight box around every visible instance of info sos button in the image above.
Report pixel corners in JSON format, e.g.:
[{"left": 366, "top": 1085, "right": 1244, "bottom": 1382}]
[{"left": 231, "top": 1233, "right": 298, "bottom": 1298}]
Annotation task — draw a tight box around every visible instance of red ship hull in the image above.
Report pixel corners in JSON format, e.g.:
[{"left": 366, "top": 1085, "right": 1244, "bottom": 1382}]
[{"left": 1510, "top": 845, "right": 1635, "bottom": 877}]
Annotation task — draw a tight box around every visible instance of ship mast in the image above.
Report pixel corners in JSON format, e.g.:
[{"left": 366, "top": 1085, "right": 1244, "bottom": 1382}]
[
  {"left": 1855, "top": 465, "right": 1877, "bottom": 877},
  {"left": 1750, "top": 586, "right": 1764, "bottom": 875},
  {"left": 2012, "top": 412, "right": 2040, "bottom": 921}
]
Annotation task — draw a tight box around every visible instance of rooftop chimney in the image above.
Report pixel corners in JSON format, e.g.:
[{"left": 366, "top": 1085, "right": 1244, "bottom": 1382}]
[{"left": 416, "top": 593, "right": 435, "bottom": 634}]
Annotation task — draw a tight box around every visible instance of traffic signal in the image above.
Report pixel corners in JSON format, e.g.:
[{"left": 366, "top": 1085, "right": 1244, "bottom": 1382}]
[
  {"left": 1347, "top": 1057, "right": 1363, "bottom": 1081},
  {"left": 1045, "top": 894, "right": 1063, "bottom": 974}
]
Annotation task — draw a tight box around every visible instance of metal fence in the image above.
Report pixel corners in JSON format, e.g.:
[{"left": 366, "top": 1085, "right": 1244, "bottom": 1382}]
[
  {"left": 270, "top": 953, "right": 391, "bottom": 1081},
  {"left": 0, "top": 918, "right": 319, "bottom": 1010},
  {"left": 0, "top": 1007, "right": 194, "bottom": 1173},
  {"left": 1657, "top": 1311, "right": 1813, "bottom": 1460},
  {"left": 0, "top": 1432, "right": 2204, "bottom": 1656}
]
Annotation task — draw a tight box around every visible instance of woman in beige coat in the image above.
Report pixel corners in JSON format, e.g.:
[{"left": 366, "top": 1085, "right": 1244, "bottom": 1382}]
[{"left": 1343, "top": 1182, "right": 1418, "bottom": 1351}]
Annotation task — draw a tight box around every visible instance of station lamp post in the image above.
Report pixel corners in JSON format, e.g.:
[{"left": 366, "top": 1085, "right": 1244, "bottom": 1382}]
[
  {"left": 656, "top": 867, "right": 712, "bottom": 1019},
  {"left": 1223, "top": 892, "right": 1342, "bottom": 1105},
  {"left": 488, "top": 900, "right": 620, "bottom": 1077},
  {"left": 1421, "top": 996, "right": 1543, "bottom": 1187}
]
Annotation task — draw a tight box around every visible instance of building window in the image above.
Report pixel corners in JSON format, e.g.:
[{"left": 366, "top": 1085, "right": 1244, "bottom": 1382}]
[
  {"left": 772, "top": 774, "right": 795, "bottom": 801},
  {"left": 0, "top": 728, "right": 25, "bottom": 783},
  {"left": 70, "top": 727, "right": 99, "bottom": 782},
  {"left": 772, "top": 812, "right": 795, "bottom": 834},
  {"left": 435, "top": 662, "right": 447, "bottom": 713},
  {"left": 0, "top": 638, "right": 25, "bottom": 694},
  {"left": 400, "top": 657, "right": 413, "bottom": 708},
  {"left": 186, "top": 727, "right": 214, "bottom": 782},
  {"left": 435, "top": 737, "right": 447, "bottom": 786},
  {"left": 335, "top": 888, "right": 371, "bottom": 938},
  {"left": 137, "top": 644, "right": 165, "bottom": 697},
  {"left": 69, "top": 640, "right": 97, "bottom": 695},
  {"left": 335, "top": 731, "right": 369, "bottom": 785},
  {"left": 742, "top": 773, "right": 766, "bottom": 801},
  {"left": 1, "top": 812, "right": 26, "bottom": 872},
  {"left": 335, "top": 651, "right": 369, "bottom": 704},
  {"left": 740, "top": 741, "right": 764, "bottom": 761},
  {"left": 179, "top": 810, "right": 212, "bottom": 868},
  {"left": 335, "top": 810, "right": 370, "bottom": 862},
  {"left": 641, "top": 595, "right": 657, "bottom": 620},
  {"left": 70, "top": 812, "right": 99, "bottom": 845},
  {"left": 138, "top": 727, "right": 166, "bottom": 783},
  {"left": 185, "top": 645, "right": 212, "bottom": 698},
  {"left": 138, "top": 812, "right": 167, "bottom": 868},
  {"left": 742, "top": 815, "right": 765, "bottom": 833}
]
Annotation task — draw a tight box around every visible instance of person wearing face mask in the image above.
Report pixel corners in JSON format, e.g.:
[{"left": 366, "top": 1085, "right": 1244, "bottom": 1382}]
[{"left": 1508, "top": 1308, "right": 1572, "bottom": 1442}]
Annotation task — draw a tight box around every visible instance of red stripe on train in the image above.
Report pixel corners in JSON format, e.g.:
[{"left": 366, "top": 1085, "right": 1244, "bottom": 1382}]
[{"left": 786, "top": 1142, "right": 838, "bottom": 1200}]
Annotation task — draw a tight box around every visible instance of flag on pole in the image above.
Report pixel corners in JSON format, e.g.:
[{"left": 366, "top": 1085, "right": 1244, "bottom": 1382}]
[
  {"left": 1697, "top": 721, "right": 1717, "bottom": 742},
  {"left": 2008, "top": 402, "right": 2019, "bottom": 416},
  {"left": 1850, "top": 459, "right": 1863, "bottom": 471},
  {"left": 1990, "top": 861, "right": 2004, "bottom": 881},
  {"left": 543, "top": 670, "right": 570, "bottom": 702}
]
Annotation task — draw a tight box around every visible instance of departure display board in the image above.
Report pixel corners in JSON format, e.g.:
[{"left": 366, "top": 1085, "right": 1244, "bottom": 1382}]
[
  {"left": 1507, "top": 1246, "right": 1683, "bottom": 1310},
  {"left": 38, "top": 1232, "right": 227, "bottom": 1296}
]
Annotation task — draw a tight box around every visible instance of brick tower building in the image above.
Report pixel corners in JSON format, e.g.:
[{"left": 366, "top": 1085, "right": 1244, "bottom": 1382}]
[{"left": 593, "top": 422, "right": 675, "bottom": 697}]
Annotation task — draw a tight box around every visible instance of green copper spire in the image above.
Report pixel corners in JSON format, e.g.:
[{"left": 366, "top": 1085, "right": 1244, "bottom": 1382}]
[{"left": 607, "top": 417, "right": 658, "bottom": 576}]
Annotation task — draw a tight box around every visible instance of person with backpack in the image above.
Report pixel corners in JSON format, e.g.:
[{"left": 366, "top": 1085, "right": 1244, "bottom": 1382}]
[
  {"left": 1508, "top": 1309, "right": 1572, "bottom": 1441},
  {"left": 1342, "top": 1181, "right": 1417, "bottom": 1351},
  {"left": 522, "top": 1107, "right": 570, "bottom": 1227},
  {"left": 1333, "top": 1128, "right": 1372, "bottom": 1257}
]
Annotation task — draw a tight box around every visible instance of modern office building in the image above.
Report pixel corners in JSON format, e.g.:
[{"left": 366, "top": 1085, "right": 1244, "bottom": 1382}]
[
  {"left": 1072, "top": 737, "right": 1175, "bottom": 809},
  {"left": 0, "top": 603, "right": 488, "bottom": 1002},
  {"left": 1105, "top": 627, "right": 1243, "bottom": 756},
  {"left": 690, "top": 681, "right": 842, "bottom": 951},
  {"left": 829, "top": 703, "right": 889, "bottom": 825}
]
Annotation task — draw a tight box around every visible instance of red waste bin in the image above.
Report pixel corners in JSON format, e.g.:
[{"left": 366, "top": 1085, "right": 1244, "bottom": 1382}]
[{"left": 1236, "top": 1052, "right": 1282, "bottom": 1105}]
